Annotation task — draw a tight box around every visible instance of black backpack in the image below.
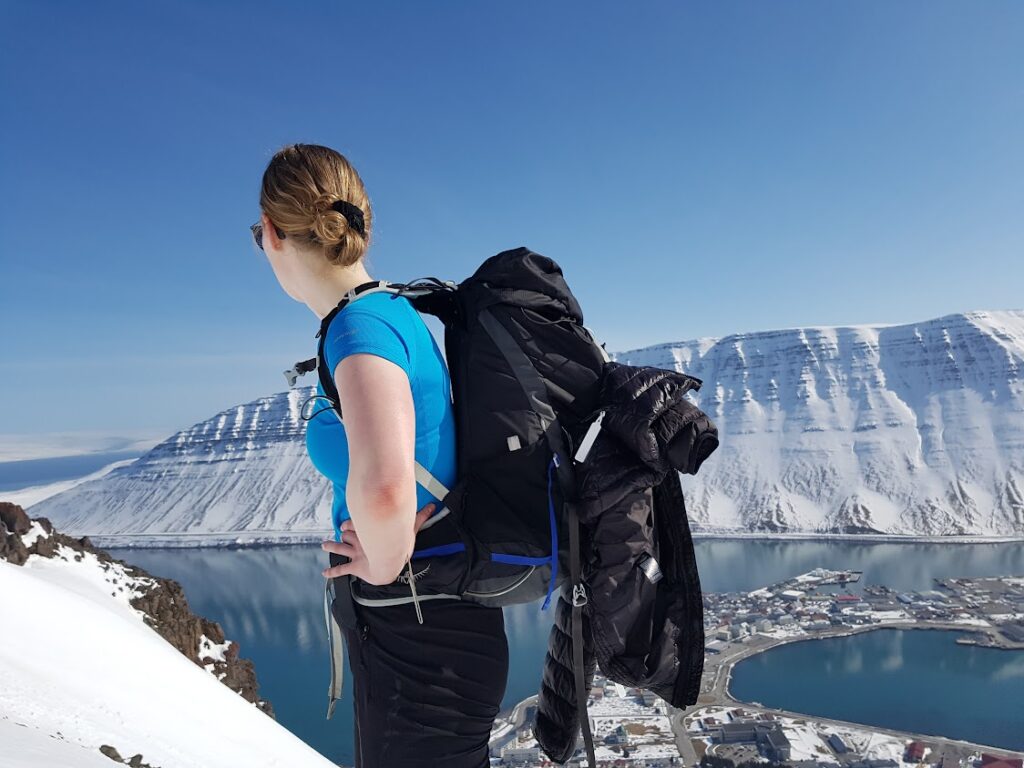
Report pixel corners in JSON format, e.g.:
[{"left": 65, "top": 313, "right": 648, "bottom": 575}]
[{"left": 297, "top": 247, "right": 610, "bottom": 612}]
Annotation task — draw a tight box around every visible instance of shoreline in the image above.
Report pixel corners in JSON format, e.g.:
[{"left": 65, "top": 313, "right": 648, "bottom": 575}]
[
  {"left": 690, "top": 531, "right": 1024, "bottom": 543},
  {"left": 89, "top": 530, "right": 1024, "bottom": 549}
]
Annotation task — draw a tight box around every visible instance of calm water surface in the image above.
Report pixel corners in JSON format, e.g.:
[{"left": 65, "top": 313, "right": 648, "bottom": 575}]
[
  {"left": 730, "top": 628, "right": 1024, "bottom": 751},
  {"left": 108, "top": 539, "right": 1024, "bottom": 765}
]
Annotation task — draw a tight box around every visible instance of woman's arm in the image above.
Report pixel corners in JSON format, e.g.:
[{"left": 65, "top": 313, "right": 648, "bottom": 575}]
[{"left": 328, "top": 351, "right": 419, "bottom": 585}]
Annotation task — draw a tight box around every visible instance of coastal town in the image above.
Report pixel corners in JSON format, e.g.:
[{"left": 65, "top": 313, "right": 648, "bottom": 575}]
[{"left": 486, "top": 569, "right": 1024, "bottom": 767}]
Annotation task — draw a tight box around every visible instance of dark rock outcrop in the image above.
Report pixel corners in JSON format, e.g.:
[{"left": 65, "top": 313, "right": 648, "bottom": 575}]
[
  {"left": 99, "top": 744, "right": 161, "bottom": 767},
  {"left": 0, "top": 501, "right": 274, "bottom": 718}
]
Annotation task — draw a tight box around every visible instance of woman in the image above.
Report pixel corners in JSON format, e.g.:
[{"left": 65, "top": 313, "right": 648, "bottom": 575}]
[{"left": 253, "top": 143, "right": 509, "bottom": 768}]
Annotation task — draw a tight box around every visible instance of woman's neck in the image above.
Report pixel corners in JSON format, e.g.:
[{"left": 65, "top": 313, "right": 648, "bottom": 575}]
[{"left": 305, "top": 262, "right": 376, "bottom": 320}]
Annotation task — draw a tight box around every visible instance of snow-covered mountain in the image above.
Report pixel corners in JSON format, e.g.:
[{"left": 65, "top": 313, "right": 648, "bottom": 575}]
[
  {"left": 26, "top": 388, "right": 333, "bottom": 546},
  {"left": 0, "top": 503, "right": 336, "bottom": 768},
  {"left": 22, "top": 310, "right": 1024, "bottom": 540},
  {"left": 613, "top": 310, "right": 1024, "bottom": 536}
]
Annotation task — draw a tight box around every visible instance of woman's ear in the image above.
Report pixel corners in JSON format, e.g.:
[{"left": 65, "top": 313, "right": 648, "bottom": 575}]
[
  {"left": 260, "top": 215, "right": 304, "bottom": 301},
  {"left": 262, "top": 213, "right": 285, "bottom": 253}
]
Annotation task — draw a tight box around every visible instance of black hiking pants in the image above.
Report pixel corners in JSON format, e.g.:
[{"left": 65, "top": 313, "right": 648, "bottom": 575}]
[{"left": 336, "top": 587, "right": 509, "bottom": 768}]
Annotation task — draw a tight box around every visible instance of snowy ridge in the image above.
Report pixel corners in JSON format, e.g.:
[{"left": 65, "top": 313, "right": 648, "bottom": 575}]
[
  {"left": 0, "top": 508, "right": 336, "bottom": 767},
  {"left": 19, "top": 310, "right": 1024, "bottom": 541},
  {"left": 614, "top": 310, "right": 1024, "bottom": 535}
]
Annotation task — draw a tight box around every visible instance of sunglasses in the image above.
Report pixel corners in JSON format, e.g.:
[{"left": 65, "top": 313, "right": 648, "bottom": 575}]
[{"left": 250, "top": 221, "right": 286, "bottom": 251}]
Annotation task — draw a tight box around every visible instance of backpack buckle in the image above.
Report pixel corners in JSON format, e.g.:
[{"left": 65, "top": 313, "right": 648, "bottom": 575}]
[
  {"left": 283, "top": 357, "right": 317, "bottom": 388},
  {"left": 572, "top": 583, "right": 588, "bottom": 607}
]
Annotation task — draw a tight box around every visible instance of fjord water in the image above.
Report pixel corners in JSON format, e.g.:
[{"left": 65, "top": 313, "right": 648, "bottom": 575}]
[
  {"left": 108, "top": 539, "right": 1024, "bottom": 765},
  {"left": 730, "top": 627, "right": 1024, "bottom": 751}
]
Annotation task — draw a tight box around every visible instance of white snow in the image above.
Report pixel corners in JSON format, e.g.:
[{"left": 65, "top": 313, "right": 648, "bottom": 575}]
[
  {"left": 761, "top": 625, "right": 809, "bottom": 640},
  {"left": 19, "top": 541, "right": 157, "bottom": 624},
  {"left": 199, "top": 633, "right": 231, "bottom": 663},
  {"left": 869, "top": 610, "right": 911, "bottom": 623},
  {"left": 947, "top": 616, "right": 992, "bottom": 627},
  {"left": 18, "top": 521, "right": 48, "bottom": 548},
  {"left": 783, "top": 720, "right": 841, "bottom": 763},
  {"left": 586, "top": 683, "right": 678, "bottom": 762},
  {"left": 1, "top": 716, "right": 126, "bottom": 768},
  {"left": 0, "top": 558, "right": 336, "bottom": 768}
]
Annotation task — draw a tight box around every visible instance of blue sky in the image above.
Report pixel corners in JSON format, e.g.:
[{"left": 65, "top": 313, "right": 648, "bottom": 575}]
[{"left": 1, "top": 1, "right": 1021, "bottom": 442}]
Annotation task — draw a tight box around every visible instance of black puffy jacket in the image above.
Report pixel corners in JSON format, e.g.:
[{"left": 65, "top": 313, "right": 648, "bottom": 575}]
[{"left": 534, "top": 361, "right": 719, "bottom": 764}]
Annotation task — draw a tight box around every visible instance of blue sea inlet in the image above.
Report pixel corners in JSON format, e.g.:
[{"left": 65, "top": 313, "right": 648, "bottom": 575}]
[
  {"left": 108, "top": 539, "right": 1024, "bottom": 765},
  {"left": 730, "top": 627, "right": 1024, "bottom": 751}
]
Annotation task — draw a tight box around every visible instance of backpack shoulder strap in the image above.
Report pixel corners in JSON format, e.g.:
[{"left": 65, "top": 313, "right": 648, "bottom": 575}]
[
  {"left": 313, "top": 283, "right": 454, "bottom": 508},
  {"left": 314, "top": 279, "right": 398, "bottom": 418}
]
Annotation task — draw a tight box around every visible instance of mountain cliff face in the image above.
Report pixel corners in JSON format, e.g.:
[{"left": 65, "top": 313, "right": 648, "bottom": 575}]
[
  {"left": 613, "top": 310, "right": 1024, "bottom": 535},
  {"left": 22, "top": 310, "right": 1024, "bottom": 540}
]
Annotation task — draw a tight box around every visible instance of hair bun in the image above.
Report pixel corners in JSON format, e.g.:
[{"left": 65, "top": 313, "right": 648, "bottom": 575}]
[
  {"left": 328, "top": 199, "right": 366, "bottom": 237},
  {"left": 311, "top": 195, "right": 365, "bottom": 245}
]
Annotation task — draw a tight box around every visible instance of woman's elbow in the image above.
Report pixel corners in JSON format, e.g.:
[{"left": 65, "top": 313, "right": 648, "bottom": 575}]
[
  {"left": 359, "top": 476, "right": 416, "bottom": 517},
  {"left": 350, "top": 477, "right": 417, "bottom": 582}
]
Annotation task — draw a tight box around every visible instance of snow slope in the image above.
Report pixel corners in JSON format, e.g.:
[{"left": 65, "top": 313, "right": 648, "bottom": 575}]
[
  {"left": 22, "top": 310, "right": 1024, "bottom": 539},
  {"left": 0, "top": 717, "right": 123, "bottom": 768},
  {"left": 0, "top": 547, "right": 337, "bottom": 768}
]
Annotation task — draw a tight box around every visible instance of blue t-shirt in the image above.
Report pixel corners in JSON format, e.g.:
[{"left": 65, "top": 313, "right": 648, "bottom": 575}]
[{"left": 304, "top": 292, "right": 457, "bottom": 542}]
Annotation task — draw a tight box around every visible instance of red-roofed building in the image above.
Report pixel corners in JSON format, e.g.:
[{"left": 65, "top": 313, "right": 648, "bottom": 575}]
[
  {"left": 905, "top": 741, "right": 926, "bottom": 762},
  {"left": 981, "top": 754, "right": 1023, "bottom": 768}
]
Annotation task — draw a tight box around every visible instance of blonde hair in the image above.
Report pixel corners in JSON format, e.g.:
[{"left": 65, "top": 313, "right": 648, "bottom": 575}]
[{"left": 258, "top": 143, "right": 373, "bottom": 268}]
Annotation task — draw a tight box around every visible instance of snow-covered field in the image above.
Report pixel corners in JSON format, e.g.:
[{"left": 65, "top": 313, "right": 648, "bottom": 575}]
[
  {"left": 760, "top": 624, "right": 812, "bottom": 640},
  {"left": 585, "top": 681, "right": 679, "bottom": 762},
  {"left": 0, "top": 546, "right": 336, "bottom": 767}
]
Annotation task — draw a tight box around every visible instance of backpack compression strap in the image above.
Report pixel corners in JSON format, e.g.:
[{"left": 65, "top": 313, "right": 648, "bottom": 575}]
[{"left": 569, "top": 502, "right": 597, "bottom": 768}]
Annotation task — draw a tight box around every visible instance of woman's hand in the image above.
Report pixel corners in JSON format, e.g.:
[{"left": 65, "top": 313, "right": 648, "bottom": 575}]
[{"left": 321, "top": 502, "right": 437, "bottom": 585}]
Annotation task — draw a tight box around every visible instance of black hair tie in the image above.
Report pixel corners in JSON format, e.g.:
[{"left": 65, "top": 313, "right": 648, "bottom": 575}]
[{"left": 329, "top": 199, "right": 366, "bottom": 238}]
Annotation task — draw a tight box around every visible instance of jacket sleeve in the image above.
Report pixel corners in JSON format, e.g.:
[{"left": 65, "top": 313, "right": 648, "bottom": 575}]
[
  {"left": 534, "top": 582, "right": 597, "bottom": 764},
  {"left": 650, "top": 469, "right": 705, "bottom": 706}
]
